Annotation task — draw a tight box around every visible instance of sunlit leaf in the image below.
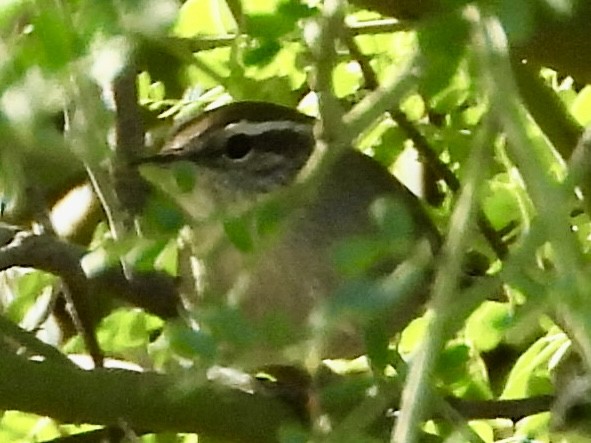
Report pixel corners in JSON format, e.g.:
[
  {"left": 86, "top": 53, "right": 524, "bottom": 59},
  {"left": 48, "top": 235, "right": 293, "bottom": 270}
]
[
  {"left": 466, "top": 301, "right": 512, "bottom": 352},
  {"left": 174, "top": 0, "right": 236, "bottom": 37},
  {"left": 571, "top": 85, "right": 591, "bottom": 125}
]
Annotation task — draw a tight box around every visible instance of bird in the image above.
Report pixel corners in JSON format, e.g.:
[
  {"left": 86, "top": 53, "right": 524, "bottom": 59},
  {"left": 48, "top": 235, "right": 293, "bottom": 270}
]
[{"left": 137, "top": 101, "right": 441, "bottom": 366}]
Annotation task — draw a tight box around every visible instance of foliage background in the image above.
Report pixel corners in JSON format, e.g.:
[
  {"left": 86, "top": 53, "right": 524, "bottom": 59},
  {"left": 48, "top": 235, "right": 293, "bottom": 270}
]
[{"left": 1, "top": 0, "right": 591, "bottom": 442}]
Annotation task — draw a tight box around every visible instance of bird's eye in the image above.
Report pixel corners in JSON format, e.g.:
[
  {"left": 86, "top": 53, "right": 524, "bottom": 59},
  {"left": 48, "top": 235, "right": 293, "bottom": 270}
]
[{"left": 224, "top": 133, "right": 252, "bottom": 160}]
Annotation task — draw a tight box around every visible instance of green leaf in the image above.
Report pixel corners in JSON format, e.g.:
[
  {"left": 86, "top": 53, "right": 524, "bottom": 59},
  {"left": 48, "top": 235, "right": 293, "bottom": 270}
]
[
  {"left": 514, "top": 412, "right": 551, "bottom": 441},
  {"left": 32, "top": 8, "right": 77, "bottom": 71},
  {"left": 5, "top": 271, "right": 56, "bottom": 322},
  {"left": 399, "top": 316, "right": 429, "bottom": 355},
  {"left": 482, "top": 175, "right": 524, "bottom": 230},
  {"left": 142, "top": 193, "right": 186, "bottom": 234},
  {"left": 332, "top": 62, "right": 362, "bottom": 98},
  {"left": 243, "top": 39, "right": 281, "bottom": 66},
  {"left": 418, "top": 12, "right": 468, "bottom": 99},
  {"left": 0, "top": 411, "right": 63, "bottom": 442},
  {"left": 125, "top": 238, "right": 172, "bottom": 271},
  {"left": 502, "top": 331, "right": 567, "bottom": 398},
  {"left": 276, "top": 0, "right": 315, "bottom": 21},
  {"left": 170, "top": 162, "right": 197, "bottom": 193},
  {"left": 255, "top": 197, "right": 291, "bottom": 237},
  {"left": 332, "top": 236, "right": 389, "bottom": 277},
  {"left": 174, "top": 0, "right": 236, "bottom": 37},
  {"left": 202, "top": 306, "right": 257, "bottom": 348},
  {"left": 571, "top": 85, "right": 591, "bottom": 125},
  {"left": 496, "top": 0, "right": 535, "bottom": 44},
  {"left": 245, "top": 14, "right": 295, "bottom": 40},
  {"left": 166, "top": 322, "right": 218, "bottom": 361},
  {"left": 400, "top": 94, "right": 425, "bottom": 121},
  {"left": 436, "top": 343, "right": 471, "bottom": 385},
  {"left": 429, "top": 68, "right": 470, "bottom": 114},
  {"left": 223, "top": 214, "right": 254, "bottom": 252},
  {"left": 0, "top": 0, "right": 29, "bottom": 31},
  {"left": 97, "top": 309, "right": 164, "bottom": 353},
  {"left": 368, "top": 125, "right": 407, "bottom": 168},
  {"left": 370, "top": 196, "right": 414, "bottom": 244},
  {"left": 466, "top": 301, "right": 512, "bottom": 352}
]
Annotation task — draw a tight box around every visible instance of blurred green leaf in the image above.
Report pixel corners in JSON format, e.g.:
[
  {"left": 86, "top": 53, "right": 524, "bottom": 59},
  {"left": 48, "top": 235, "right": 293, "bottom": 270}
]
[
  {"left": 125, "top": 238, "right": 172, "bottom": 271},
  {"left": 141, "top": 193, "right": 186, "bottom": 234},
  {"left": 0, "top": 411, "right": 62, "bottom": 442},
  {"left": 543, "top": 0, "right": 575, "bottom": 15},
  {"left": 201, "top": 306, "right": 257, "bottom": 349},
  {"left": 0, "top": 0, "right": 29, "bottom": 32},
  {"left": 437, "top": 342, "right": 492, "bottom": 399},
  {"left": 482, "top": 175, "right": 524, "bottom": 230},
  {"left": 97, "top": 308, "right": 163, "bottom": 353},
  {"left": 417, "top": 12, "right": 468, "bottom": 100},
  {"left": 571, "top": 85, "right": 591, "bottom": 125},
  {"left": 466, "top": 301, "right": 512, "bottom": 352},
  {"left": 32, "top": 8, "right": 77, "bottom": 71},
  {"left": 171, "top": 162, "right": 197, "bottom": 193},
  {"left": 243, "top": 38, "right": 281, "bottom": 66},
  {"left": 515, "top": 412, "right": 551, "bottom": 441},
  {"left": 496, "top": 0, "right": 535, "bottom": 44},
  {"left": 399, "top": 316, "right": 428, "bottom": 355},
  {"left": 437, "top": 343, "right": 471, "bottom": 380},
  {"left": 223, "top": 214, "right": 254, "bottom": 252},
  {"left": 332, "top": 62, "right": 362, "bottom": 98},
  {"left": 502, "top": 331, "right": 567, "bottom": 399},
  {"left": 468, "top": 421, "right": 494, "bottom": 443},
  {"left": 174, "top": 0, "right": 236, "bottom": 37},
  {"left": 332, "top": 236, "right": 389, "bottom": 277},
  {"left": 5, "top": 271, "right": 55, "bottom": 322},
  {"left": 245, "top": 14, "right": 294, "bottom": 40},
  {"left": 370, "top": 196, "right": 414, "bottom": 244},
  {"left": 276, "top": 0, "right": 315, "bottom": 21},
  {"left": 368, "top": 125, "right": 408, "bottom": 168},
  {"left": 166, "top": 322, "right": 218, "bottom": 361},
  {"left": 400, "top": 93, "right": 425, "bottom": 121},
  {"left": 429, "top": 68, "right": 470, "bottom": 114},
  {"left": 255, "top": 196, "right": 291, "bottom": 237}
]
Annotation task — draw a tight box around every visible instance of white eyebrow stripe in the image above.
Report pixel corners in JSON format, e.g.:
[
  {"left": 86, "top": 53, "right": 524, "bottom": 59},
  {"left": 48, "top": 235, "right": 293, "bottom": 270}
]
[
  {"left": 224, "top": 120, "right": 312, "bottom": 136},
  {"left": 164, "top": 120, "right": 313, "bottom": 153}
]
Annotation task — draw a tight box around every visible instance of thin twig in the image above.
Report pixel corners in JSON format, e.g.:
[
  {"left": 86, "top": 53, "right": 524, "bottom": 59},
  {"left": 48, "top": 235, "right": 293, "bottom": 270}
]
[
  {"left": 446, "top": 395, "right": 554, "bottom": 421},
  {"left": 392, "top": 118, "right": 495, "bottom": 443},
  {"left": 566, "top": 125, "right": 591, "bottom": 216},
  {"left": 174, "top": 18, "right": 409, "bottom": 52}
]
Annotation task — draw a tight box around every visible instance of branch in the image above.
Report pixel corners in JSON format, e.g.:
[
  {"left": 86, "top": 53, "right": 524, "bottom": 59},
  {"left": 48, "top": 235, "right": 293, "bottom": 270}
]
[
  {"left": 0, "top": 354, "right": 554, "bottom": 443},
  {"left": 0, "top": 228, "right": 179, "bottom": 320},
  {"left": 0, "top": 315, "right": 74, "bottom": 366},
  {"left": 0, "top": 352, "right": 301, "bottom": 443},
  {"left": 446, "top": 396, "right": 553, "bottom": 421},
  {"left": 111, "top": 63, "right": 150, "bottom": 218}
]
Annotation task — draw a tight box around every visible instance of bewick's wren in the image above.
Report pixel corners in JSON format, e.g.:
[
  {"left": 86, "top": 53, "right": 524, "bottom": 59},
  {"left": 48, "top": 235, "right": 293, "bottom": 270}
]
[{"left": 139, "top": 101, "right": 440, "bottom": 363}]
